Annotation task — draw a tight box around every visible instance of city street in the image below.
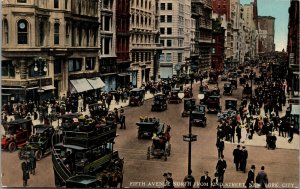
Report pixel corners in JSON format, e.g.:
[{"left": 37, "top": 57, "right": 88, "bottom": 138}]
[{"left": 2, "top": 77, "right": 299, "bottom": 188}]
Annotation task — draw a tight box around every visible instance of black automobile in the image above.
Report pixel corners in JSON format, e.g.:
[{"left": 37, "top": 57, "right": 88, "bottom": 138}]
[
  {"left": 168, "top": 89, "right": 182, "bottom": 104},
  {"left": 191, "top": 111, "right": 207, "bottom": 127},
  {"left": 242, "top": 86, "right": 252, "bottom": 98},
  {"left": 182, "top": 98, "right": 196, "bottom": 117},
  {"left": 229, "top": 78, "right": 237, "bottom": 89},
  {"left": 18, "top": 124, "right": 55, "bottom": 160},
  {"left": 207, "top": 96, "right": 221, "bottom": 113},
  {"left": 129, "top": 88, "right": 145, "bottom": 106},
  {"left": 136, "top": 119, "right": 164, "bottom": 139},
  {"left": 223, "top": 83, "right": 233, "bottom": 96},
  {"left": 151, "top": 94, "right": 168, "bottom": 111},
  {"left": 225, "top": 98, "right": 238, "bottom": 111},
  {"left": 88, "top": 103, "right": 108, "bottom": 118}
]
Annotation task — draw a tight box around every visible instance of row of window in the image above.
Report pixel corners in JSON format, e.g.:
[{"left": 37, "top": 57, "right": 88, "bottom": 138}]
[
  {"left": 160, "top": 15, "right": 172, "bottom": 23},
  {"left": 160, "top": 39, "right": 184, "bottom": 47},
  {"left": 131, "top": 14, "right": 152, "bottom": 28},
  {"left": 160, "top": 3, "right": 172, "bottom": 10},
  {"left": 131, "top": 34, "right": 152, "bottom": 44},
  {"left": 132, "top": 52, "right": 152, "bottom": 62},
  {"left": 131, "top": 0, "right": 151, "bottom": 10},
  {"left": 17, "top": 0, "right": 59, "bottom": 8},
  {"left": 160, "top": 27, "right": 172, "bottom": 35},
  {"left": 159, "top": 53, "right": 183, "bottom": 62}
]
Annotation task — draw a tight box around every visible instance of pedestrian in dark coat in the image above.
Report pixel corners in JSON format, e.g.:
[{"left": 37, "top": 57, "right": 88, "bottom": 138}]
[
  {"left": 236, "top": 125, "right": 242, "bottom": 143},
  {"left": 21, "top": 160, "right": 30, "bottom": 186},
  {"left": 215, "top": 155, "right": 227, "bottom": 184},
  {"left": 240, "top": 146, "right": 248, "bottom": 173},
  {"left": 29, "top": 151, "right": 36, "bottom": 175},
  {"left": 200, "top": 171, "right": 211, "bottom": 189},
  {"left": 212, "top": 173, "right": 221, "bottom": 189},
  {"left": 233, "top": 145, "right": 241, "bottom": 171},
  {"left": 216, "top": 138, "right": 224, "bottom": 158},
  {"left": 245, "top": 165, "right": 255, "bottom": 189},
  {"left": 255, "top": 166, "right": 268, "bottom": 188},
  {"left": 119, "top": 107, "right": 126, "bottom": 129}
]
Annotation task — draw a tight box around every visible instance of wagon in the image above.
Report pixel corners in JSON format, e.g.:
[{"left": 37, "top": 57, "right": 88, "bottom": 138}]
[
  {"left": 151, "top": 94, "right": 168, "bottom": 111},
  {"left": 147, "top": 134, "right": 171, "bottom": 161},
  {"left": 136, "top": 120, "right": 164, "bottom": 139}
]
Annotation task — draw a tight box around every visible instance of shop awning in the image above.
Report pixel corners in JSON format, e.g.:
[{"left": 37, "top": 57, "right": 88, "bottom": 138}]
[
  {"left": 291, "top": 105, "right": 300, "bottom": 115},
  {"left": 70, "top": 78, "right": 93, "bottom": 93},
  {"left": 41, "top": 85, "right": 56, "bottom": 90},
  {"left": 87, "top": 77, "right": 105, "bottom": 89}
]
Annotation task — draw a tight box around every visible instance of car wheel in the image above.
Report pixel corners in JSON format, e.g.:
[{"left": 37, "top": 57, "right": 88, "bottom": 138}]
[
  {"left": 35, "top": 150, "right": 43, "bottom": 161},
  {"left": 8, "top": 142, "right": 16, "bottom": 152}
]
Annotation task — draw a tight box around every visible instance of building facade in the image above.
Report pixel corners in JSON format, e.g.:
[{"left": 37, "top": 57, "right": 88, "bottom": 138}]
[
  {"left": 211, "top": 14, "right": 225, "bottom": 73},
  {"left": 287, "top": 0, "right": 299, "bottom": 66},
  {"left": 159, "top": 0, "right": 191, "bottom": 78},
  {"left": 116, "top": 0, "right": 131, "bottom": 88},
  {"left": 258, "top": 16, "right": 275, "bottom": 53},
  {"left": 2, "top": 0, "right": 100, "bottom": 104},
  {"left": 129, "top": 0, "right": 161, "bottom": 87}
]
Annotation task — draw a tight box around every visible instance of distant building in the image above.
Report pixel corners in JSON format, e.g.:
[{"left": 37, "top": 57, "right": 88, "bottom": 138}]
[
  {"left": 211, "top": 17, "right": 225, "bottom": 73},
  {"left": 287, "top": 0, "right": 299, "bottom": 66},
  {"left": 258, "top": 16, "right": 275, "bottom": 53}
]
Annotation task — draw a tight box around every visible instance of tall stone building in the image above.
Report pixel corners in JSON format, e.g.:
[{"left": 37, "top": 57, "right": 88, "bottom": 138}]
[
  {"left": 129, "top": 0, "right": 161, "bottom": 87},
  {"left": 258, "top": 16, "right": 275, "bottom": 53},
  {"left": 191, "top": 0, "right": 213, "bottom": 73},
  {"left": 287, "top": 0, "right": 299, "bottom": 66},
  {"left": 159, "top": 0, "right": 191, "bottom": 78},
  {"left": 2, "top": 0, "right": 100, "bottom": 104},
  {"left": 116, "top": 0, "right": 131, "bottom": 88}
]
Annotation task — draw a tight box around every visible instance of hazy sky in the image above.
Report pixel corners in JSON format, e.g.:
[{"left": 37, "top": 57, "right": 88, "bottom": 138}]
[{"left": 240, "top": 0, "right": 290, "bottom": 51}]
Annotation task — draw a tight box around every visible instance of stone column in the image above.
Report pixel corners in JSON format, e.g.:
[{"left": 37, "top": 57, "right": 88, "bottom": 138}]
[
  {"left": 48, "top": 56, "right": 55, "bottom": 86},
  {"left": 61, "top": 59, "right": 69, "bottom": 96}
]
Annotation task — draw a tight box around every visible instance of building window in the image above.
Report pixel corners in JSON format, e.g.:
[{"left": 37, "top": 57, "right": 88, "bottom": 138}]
[
  {"left": 86, "top": 28, "right": 90, "bottom": 46},
  {"left": 78, "top": 27, "right": 82, "bottom": 46},
  {"left": 65, "top": 0, "right": 68, "bottom": 9},
  {"left": 17, "top": 19, "right": 28, "bottom": 44},
  {"left": 161, "top": 3, "right": 165, "bottom": 10},
  {"left": 141, "top": 0, "right": 143, "bottom": 7},
  {"left": 104, "top": 38, "right": 111, "bottom": 54},
  {"left": 167, "top": 15, "right": 172, "bottom": 22},
  {"left": 136, "top": 52, "right": 139, "bottom": 62},
  {"left": 167, "top": 3, "right": 172, "bottom": 10},
  {"left": 141, "top": 52, "right": 144, "bottom": 61},
  {"left": 104, "top": 16, "right": 111, "bottom": 31},
  {"left": 166, "top": 53, "right": 172, "bottom": 62},
  {"left": 68, "top": 58, "right": 82, "bottom": 72},
  {"left": 54, "top": 0, "right": 59, "bottom": 8},
  {"left": 1, "top": 60, "right": 15, "bottom": 77},
  {"left": 167, "top": 40, "right": 172, "bottom": 47},
  {"left": 212, "top": 48, "right": 215, "bottom": 54},
  {"left": 160, "top": 15, "right": 165, "bottom": 22},
  {"left": 54, "top": 23, "right": 60, "bottom": 45},
  {"left": 160, "top": 28, "right": 165, "bottom": 34},
  {"left": 178, "top": 39, "right": 183, "bottom": 47},
  {"left": 86, "top": 57, "right": 96, "bottom": 70},
  {"left": 66, "top": 24, "right": 70, "bottom": 46},
  {"left": 3, "top": 19, "right": 8, "bottom": 44},
  {"left": 160, "top": 40, "right": 165, "bottom": 46},
  {"left": 178, "top": 53, "right": 182, "bottom": 62},
  {"left": 167, "top": 28, "right": 172, "bottom": 35},
  {"left": 39, "top": 21, "right": 44, "bottom": 46},
  {"left": 17, "top": 0, "right": 27, "bottom": 2},
  {"left": 54, "top": 59, "right": 62, "bottom": 74},
  {"left": 160, "top": 53, "right": 165, "bottom": 62}
]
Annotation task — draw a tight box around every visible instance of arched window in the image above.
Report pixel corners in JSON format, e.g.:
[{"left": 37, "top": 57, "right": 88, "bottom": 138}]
[
  {"left": 17, "top": 19, "right": 28, "bottom": 44},
  {"left": 3, "top": 19, "right": 8, "bottom": 44},
  {"left": 54, "top": 23, "right": 60, "bottom": 44}
]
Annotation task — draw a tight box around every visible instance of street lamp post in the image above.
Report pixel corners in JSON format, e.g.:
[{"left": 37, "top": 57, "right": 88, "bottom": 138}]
[
  {"left": 34, "top": 57, "right": 47, "bottom": 109},
  {"left": 178, "top": 73, "right": 203, "bottom": 189}
]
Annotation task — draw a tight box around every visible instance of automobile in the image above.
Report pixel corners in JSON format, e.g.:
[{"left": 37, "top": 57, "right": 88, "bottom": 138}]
[
  {"left": 229, "top": 78, "right": 238, "bottom": 89},
  {"left": 242, "top": 86, "right": 252, "bottom": 98},
  {"left": 18, "top": 124, "right": 55, "bottom": 160},
  {"left": 208, "top": 71, "right": 218, "bottom": 84},
  {"left": 88, "top": 103, "right": 108, "bottom": 118},
  {"left": 183, "top": 88, "right": 193, "bottom": 98},
  {"left": 199, "top": 90, "right": 211, "bottom": 105},
  {"left": 228, "top": 72, "right": 237, "bottom": 80},
  {"left": 225, "top": 98, "right": 238, "bottom": 111},
  {"left": 221, "top": 74, "right": 228, "bottom": 81},
  {"left": 168, "top": 89, "right": 182, "bottom": 104},
  {"left": 151, "top": 94, "right": 168, "bottom": 111},
  {"left": 210, "top": 87, "right": 221, "bottom": 96},
  {"left": 223, "top": 83, "right": 233, "bottom": 96},
  {"left": 58, "top": 113, "right": 83, "bottom": 131},
  {"left": 182, "top": 98, "right": 196, "bottom": 117},
  {"left": 1, "top": 119, "right": 33, "bottom": 152},
  {"left": 191, "top": 112, "right": 207, "bottom": 127},
  {"left": 129, "top": 88, "right": 145, "bottom": 106},
  {"left": 206, "top": 96, "right": 221, "bottom": 113},
  {"left": 147, "top": 133, "right": 171, "bottom": 161},
  {"left": 237, "top": 70, "right": 243, "bottom": 77},
  {"left": 239, "top": 77, "right": 247, "bottom": 86},
  {"left": 217, "top": 110, "right": 237, "bottom": 122},
  {"left": 136, "top": 118, "right": 165, "bottom": 139}
]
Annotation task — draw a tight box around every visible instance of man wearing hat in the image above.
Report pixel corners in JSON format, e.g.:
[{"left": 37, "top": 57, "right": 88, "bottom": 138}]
[
  {"left": 200, "top": 171, "right": 211, "bottom": 189},
  {"left": 212, "top": 172, "right": 221, "bottom": 189},
  {"left": 233, "top": 145, "right": 241, "bottom": 171},
  {"left": 216, "top": 155, "right": 227, "bottom": 185},
  {"left": 245, "top": 165, "right": 255, "bottom": 189},
  {"left": 240, "top": 146, "right": 248, "bottom": 173},
  {"left": 163, "top": 172, "right": 174, "bottom": 188}
]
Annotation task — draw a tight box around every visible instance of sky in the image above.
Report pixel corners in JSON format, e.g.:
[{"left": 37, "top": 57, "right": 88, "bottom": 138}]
[{"left": 240, "top": 0, "right": 290, "bottom": 51}]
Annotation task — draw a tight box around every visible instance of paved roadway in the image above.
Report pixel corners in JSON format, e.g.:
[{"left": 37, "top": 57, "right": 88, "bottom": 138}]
[{"left": 1, "top": 76, "right": 299, "bottom": 188}]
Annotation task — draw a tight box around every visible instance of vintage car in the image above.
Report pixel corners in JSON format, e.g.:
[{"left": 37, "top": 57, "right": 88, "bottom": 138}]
[
  {"left": 228, "top": 72, "right": 237, "bottom": 80},
  {"left": 129, "top": 88, "right": 145, "bottom": 106},
  {"left": 206, "top": 96, "right": 221, "bottom": 113},
  {"left": 225, "top": 98, "right": 238, "bottom": 111},
  {"left": 217, "top": 109, "right": 237, "bottom": 122},
  {"left": 199, "top": 85, "right": 209, "bottom": 93},
  {"left": 58, "top": 113, "right": 83, "bottom": 131},
  {"left": 182, "top": 98, "right": 196, "bottom": 117},
  {"left": 199, "top": 90, "right": 211, "bottom": 105},
  {"left": 223, "top": 83, "right": 233, "bottom": 96},
  {"left": 242, "top": 86, "right": 252, "bottom": 98},
  {"left": 151, "top": 94, "right": 168, "bottom": 111},
  {"left": 136, "top": 118, "right": 164, "bottom": 139},
  {"left": 239, "top": 77, "right": 247, "bottom": 86},
  {"left": 1, "top": 119, "right": 33, "bottom": 152},
  {"left": 191, "top": 109, "right": 206, "bottom": 127},
  {"left": 147, "top": 133, "right": 171, "bottom": 161},
  {"left": 88, "top": 103, "right": 108, "bottom": 118},
  {"left": 18, "top": 124, "right": 55, "bottom": 160},
  {"left": 184, "top": 88, "right": 193, "bottom": 98},
  {"left": 168, "top": 89, "right": 182, "bottom": 104},
  {"left": 208, "top": 71, "right": 218, "bottom": 84},
  {"left": 229, "top": 78, "right": 238, "bottom": 89},
  {"left": 210, "top": 87, "right": 221, "bottom": 96}
]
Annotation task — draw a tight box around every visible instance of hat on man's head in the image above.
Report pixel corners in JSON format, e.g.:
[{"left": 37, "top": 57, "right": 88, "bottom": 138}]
[
  {"left": 251, "top": 165, "right": 256, "bottom": 169},
  {"left": 242, "top": 146, "right": 246, "bottom": 149},
  {"left": 204, "top": 171, "right": 209, "bottom": 174},
  {"left": 167, "top": 172, "right": 172, "bottom": 176},
  {"left": 163, "top": 173, "right": 168, "bottom": 176},
  {"left": 237, "top": 145, "right": 241, "bottom": 148}
]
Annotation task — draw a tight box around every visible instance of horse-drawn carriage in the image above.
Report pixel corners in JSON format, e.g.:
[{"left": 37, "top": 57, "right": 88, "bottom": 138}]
[
  {"left": 168, "top": 89, "right": 182, "bottom": 104},
  {"left": 129, "top": 88, "right": 145, "bottom": 106},
  {"left": 182, "top": 98, "right": 196, "bottom": 117},
  {"left": 136, "top": 118, "right": 164, "bottom": 139},
  {"left": 223, "top": 83, "right": 233, "bottom": 96},
  {"left": 151, "top": 94, "right": 168, "bottom": 111},
  {"left": 147, "top": 126, "right": 171, "bottom": 161}
]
